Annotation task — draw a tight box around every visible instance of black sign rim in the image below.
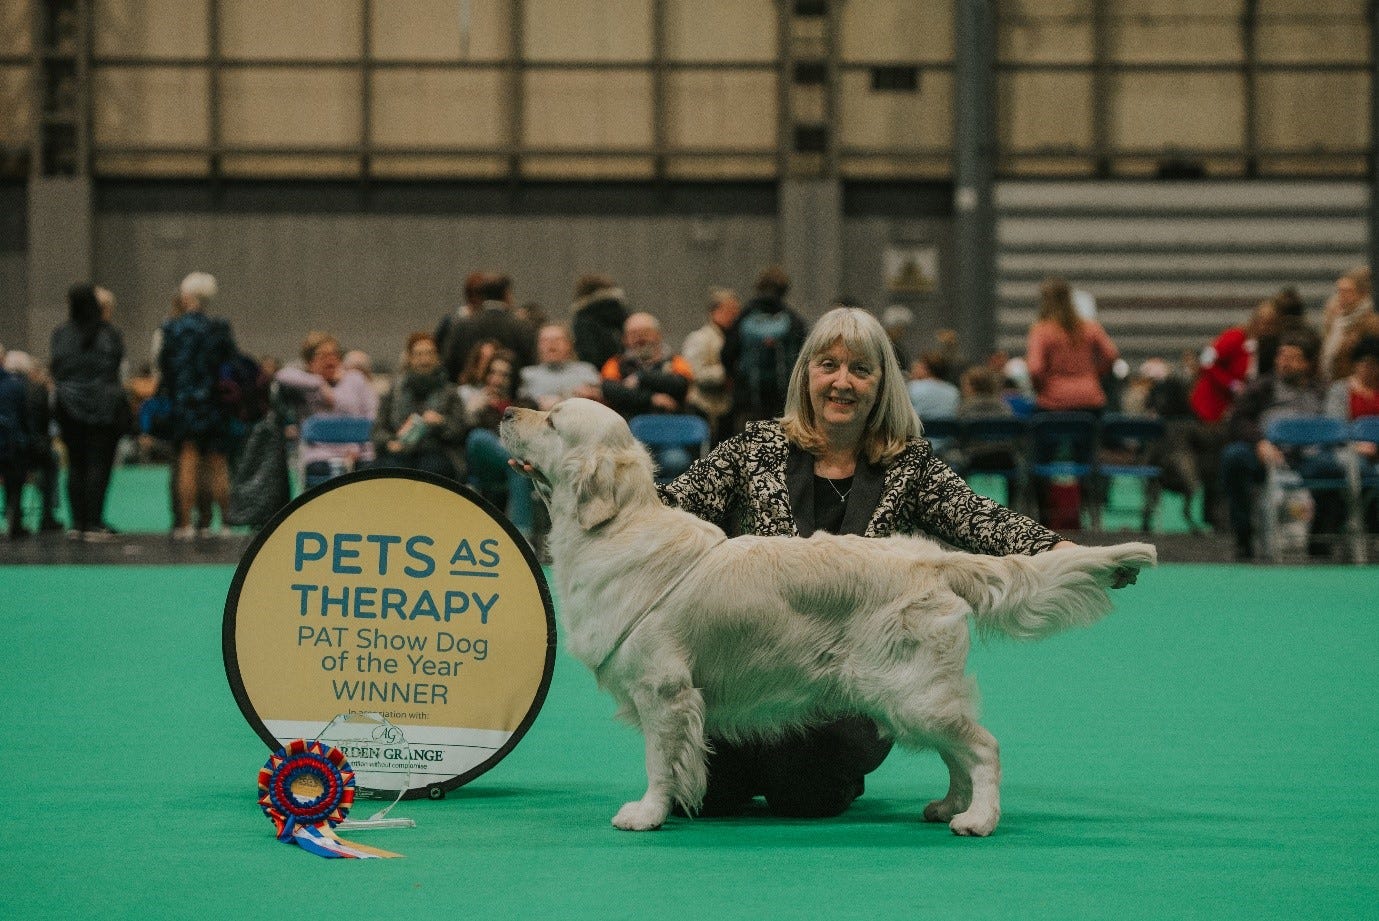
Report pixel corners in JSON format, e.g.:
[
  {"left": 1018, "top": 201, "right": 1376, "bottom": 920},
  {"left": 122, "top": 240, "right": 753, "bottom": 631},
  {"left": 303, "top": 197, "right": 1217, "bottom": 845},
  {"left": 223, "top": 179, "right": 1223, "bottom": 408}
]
[{"left": 223, "top": 467, "right": 556, "bottom": 801}]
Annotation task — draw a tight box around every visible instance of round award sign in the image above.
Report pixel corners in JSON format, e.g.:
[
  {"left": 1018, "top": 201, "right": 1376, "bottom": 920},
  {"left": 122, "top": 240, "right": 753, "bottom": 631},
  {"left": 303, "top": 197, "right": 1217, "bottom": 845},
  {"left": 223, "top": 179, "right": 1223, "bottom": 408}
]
[{"left": 224, "top": 469, "right": 555, "bottom": 800}]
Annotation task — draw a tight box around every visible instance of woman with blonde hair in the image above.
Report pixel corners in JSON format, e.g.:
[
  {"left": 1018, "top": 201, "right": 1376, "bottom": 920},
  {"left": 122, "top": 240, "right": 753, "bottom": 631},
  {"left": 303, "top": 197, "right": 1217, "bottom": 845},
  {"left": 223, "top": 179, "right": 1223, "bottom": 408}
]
[
  {"left": 656, "top": 306, "right": 1096, "bottom": 820},
  {"left": 1025, "top": 276, "right": 1119, "bottom": 413},
  {"left": 1322, "top": 265, "right": 1374, "bottom": 381}
]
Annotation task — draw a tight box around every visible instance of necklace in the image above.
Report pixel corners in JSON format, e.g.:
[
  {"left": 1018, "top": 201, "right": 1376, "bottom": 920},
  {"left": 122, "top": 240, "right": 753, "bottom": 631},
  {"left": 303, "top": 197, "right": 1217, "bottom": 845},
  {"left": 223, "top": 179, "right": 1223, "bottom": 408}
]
[{"left": 820, "top": 474, "right": 852, "bottom": 503}]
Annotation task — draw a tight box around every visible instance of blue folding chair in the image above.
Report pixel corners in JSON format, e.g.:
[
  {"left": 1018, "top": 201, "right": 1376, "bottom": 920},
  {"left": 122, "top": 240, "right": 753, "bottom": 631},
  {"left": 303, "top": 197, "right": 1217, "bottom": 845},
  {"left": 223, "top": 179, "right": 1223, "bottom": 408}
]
[
  {"left": 1348, "top": 416, "right": 1379, "bottom": 563},
  {"left": 1029, "top": 412, "right": 1100, "bottom": 530},
  {"left": 299, "top": 415, "right": 374, "bottom": 490},
  {"left": 1260, "top": 417, "right": 1352, "bottom": 563},
  {"left": 921, "top": 416, "right": 959, "bottom": 464},
  {"left": 1096, "top": 413, "right": 1165, "bottom": 532},
  {"left": 958, "top": 415, "right": 1029, "bottom": 513},
  {"left": 628, "top": 413, "right": 710, "bottom": 483}
]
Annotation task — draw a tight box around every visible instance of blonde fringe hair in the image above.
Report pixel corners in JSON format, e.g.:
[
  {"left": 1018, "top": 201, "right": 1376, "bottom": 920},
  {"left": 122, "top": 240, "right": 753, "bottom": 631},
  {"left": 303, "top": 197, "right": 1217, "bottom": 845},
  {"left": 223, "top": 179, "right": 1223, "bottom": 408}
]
[{"left": 780, "top": 307, "right": 921, "bottom": 465}]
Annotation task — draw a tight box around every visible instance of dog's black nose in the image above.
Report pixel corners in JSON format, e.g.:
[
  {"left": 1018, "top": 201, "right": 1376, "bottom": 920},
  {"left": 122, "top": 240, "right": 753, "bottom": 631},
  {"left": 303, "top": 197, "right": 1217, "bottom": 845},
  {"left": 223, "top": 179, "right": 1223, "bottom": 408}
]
[{"left": 502, "top": 406, "right": 516, "bottom": 421}]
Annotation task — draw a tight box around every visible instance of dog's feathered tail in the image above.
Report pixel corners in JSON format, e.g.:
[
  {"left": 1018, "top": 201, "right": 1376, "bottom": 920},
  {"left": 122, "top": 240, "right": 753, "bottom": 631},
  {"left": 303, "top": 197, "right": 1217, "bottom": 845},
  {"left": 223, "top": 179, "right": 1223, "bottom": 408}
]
[{"left": 943, "top": 542, "right": 1157, "bottom": 641}]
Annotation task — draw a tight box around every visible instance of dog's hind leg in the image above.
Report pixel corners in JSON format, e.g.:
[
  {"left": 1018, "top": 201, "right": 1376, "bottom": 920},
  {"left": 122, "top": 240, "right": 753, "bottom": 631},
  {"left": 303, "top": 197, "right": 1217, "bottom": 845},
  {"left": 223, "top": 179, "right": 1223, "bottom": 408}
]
[
  {"left": 611, "top": 676, "right": 708, "bottom": 831},
  {"left": 922, "top": 749, "right": 972, "bottom": 824},
  {"left": 892, "top": 713, "right": 1000, "bottom": 836},
  {"left": 936, "top": 721, "right": 1001, "bottom": 837}
]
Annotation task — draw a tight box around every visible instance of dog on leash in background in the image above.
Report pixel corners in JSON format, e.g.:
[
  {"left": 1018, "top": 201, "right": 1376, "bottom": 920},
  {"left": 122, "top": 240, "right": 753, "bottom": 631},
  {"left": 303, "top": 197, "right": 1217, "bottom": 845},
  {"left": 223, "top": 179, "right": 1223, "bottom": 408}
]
[{"left": 500, "top": 398, "right": 1155, "bottom": 836}]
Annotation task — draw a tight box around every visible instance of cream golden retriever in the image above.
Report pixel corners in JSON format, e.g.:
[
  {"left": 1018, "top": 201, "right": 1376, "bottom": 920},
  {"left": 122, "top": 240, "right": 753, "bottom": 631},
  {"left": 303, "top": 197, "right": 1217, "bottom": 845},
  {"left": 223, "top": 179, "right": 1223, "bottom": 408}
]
[{"left": 500, "top": 398, "right": 1155, "bottom": 836}]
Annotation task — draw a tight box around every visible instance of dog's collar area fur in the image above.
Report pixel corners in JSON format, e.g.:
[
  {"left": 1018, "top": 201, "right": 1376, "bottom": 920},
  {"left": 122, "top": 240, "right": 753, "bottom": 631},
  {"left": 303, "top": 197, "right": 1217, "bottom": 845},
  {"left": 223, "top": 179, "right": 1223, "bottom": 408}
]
[{"left": 594, "top": 536, "right": 728, "bottom": 677}]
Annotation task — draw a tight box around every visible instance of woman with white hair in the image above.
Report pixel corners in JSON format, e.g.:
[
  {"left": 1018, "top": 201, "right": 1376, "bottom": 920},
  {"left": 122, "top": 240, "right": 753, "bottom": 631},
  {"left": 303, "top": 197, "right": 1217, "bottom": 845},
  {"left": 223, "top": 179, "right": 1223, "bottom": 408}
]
[
  {"left": 658, "top": 306, "right": 1090, "bottom": 819},
  {"left": 158, "top": 271, "right": 237, "bottom": 539}
]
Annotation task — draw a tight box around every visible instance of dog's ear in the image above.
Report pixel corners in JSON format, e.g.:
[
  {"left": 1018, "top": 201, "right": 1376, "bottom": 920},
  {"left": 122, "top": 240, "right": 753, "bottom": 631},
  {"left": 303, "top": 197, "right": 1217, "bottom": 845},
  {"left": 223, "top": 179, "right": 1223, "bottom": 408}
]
[{"left": 569, "top": 452, "right": 619, "bottom": 529}]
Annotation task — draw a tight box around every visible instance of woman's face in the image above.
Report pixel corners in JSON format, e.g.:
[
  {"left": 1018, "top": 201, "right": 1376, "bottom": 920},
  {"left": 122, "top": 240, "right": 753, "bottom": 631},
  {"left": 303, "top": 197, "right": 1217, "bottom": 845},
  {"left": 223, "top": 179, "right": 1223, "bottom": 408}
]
[
  {"left": 309, "top": 341, "right": 342, "bottom": 381},
  {"left": 485, "top": 358, "right": 513, "bottom": 395},
  {"left": 408, "top": 339, "right": 441, "bottom": 375},
  {"left": 807, "top": 338, "right": 879, "bottom": 440}
]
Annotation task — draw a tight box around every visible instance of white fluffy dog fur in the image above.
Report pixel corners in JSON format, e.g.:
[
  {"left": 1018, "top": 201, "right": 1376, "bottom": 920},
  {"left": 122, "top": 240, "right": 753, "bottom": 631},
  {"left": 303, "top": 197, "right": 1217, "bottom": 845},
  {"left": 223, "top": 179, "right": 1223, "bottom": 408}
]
[{"left": 500, "top": 399, "right": 1155, "bottom": 836}]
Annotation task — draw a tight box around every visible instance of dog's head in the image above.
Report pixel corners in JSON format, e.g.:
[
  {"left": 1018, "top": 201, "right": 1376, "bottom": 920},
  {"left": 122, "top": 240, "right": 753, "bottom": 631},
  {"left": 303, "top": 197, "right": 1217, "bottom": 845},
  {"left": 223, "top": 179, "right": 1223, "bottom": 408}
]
[{"left": 499, "top": 398, "right": 657, "bottom": 529}]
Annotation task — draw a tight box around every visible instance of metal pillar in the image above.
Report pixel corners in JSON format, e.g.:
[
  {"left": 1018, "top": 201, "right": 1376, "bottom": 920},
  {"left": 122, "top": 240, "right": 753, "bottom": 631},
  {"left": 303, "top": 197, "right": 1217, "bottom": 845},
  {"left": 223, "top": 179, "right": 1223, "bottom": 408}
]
[
  {"left": 1370, "top": 0, "right": 1379, "bottom": 273},
  {"left": 953, "top": 0, "right": 998, "bottom": 359},
  {"left": 28, "top": 0, "right": 94, "bottom": 354}
]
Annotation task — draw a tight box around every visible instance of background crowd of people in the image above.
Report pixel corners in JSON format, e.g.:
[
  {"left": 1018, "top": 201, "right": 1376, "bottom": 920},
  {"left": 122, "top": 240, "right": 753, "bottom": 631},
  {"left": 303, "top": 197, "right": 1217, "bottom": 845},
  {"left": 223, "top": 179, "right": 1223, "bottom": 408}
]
[{"left": 1, "top": 262, "right": 1376, "bottom": 561}]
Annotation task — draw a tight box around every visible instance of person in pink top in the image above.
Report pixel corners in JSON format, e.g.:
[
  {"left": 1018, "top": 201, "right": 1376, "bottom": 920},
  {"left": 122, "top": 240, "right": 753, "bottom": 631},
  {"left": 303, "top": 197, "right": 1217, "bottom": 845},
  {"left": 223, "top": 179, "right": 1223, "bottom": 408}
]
[{"left": 1025, "top": 277, "right": 1119, "bottom": 413}]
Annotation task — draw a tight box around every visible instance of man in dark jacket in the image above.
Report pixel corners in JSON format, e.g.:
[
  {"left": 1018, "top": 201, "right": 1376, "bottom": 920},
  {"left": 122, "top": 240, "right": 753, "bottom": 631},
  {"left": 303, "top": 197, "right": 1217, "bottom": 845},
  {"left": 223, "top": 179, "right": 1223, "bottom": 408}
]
[
  {"left": 440, "top": 273, "right": 536, "bottom": 381},
  {"left": 1219, "top": 329, "right": 1340, "bottom": 560},
  {"left": 600, "top": 312, "right": 695, "bottom": 478},
  {"left": 722, "top": 265, "right": 808, "bottom": 425}
]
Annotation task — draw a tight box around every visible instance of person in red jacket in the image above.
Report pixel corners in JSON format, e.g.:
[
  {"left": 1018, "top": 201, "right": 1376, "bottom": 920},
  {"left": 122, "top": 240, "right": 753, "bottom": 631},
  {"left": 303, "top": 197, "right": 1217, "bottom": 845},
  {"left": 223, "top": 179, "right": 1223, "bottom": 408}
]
[
  {"left": 1189, "top": 301, "right": 1281, "bottom": 531},
  {"left": 1190, "top": 301, "right": 1280, "bottom": 424}
]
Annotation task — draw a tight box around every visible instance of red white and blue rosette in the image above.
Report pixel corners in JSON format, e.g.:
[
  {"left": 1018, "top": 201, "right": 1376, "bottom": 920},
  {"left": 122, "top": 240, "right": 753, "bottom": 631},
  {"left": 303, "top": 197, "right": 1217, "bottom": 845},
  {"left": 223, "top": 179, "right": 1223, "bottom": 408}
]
[{"left": 257, "top": 739, "right": 399, "bottom": 859}]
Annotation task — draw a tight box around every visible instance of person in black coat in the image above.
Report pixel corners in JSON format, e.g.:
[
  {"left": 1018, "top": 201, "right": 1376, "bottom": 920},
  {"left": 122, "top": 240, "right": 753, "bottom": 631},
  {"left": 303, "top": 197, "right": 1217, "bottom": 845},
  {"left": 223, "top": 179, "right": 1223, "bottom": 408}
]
[
  {"left": 50, "top": 284, "right": 128, "bottom": 540},
  {"left": 570, "top": 273, "right": 630, "bottom": 371},
  {"left": 438, "top": 273, "right": 536, "bottom": 383}
]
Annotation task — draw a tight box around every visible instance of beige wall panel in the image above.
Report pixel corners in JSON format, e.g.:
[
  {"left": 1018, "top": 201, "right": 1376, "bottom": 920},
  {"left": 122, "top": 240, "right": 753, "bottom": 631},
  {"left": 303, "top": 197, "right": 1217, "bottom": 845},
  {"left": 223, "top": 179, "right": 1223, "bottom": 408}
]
[
  {"left": 665, "top": 0, "right": 775, "bottom": 61},
  {"left": 370, "top": 154, "right": 508, "bottom": 177},
  {"left": 999, "top": 71, "right": 1093, "bottom": 152},
  {"left": 371, "top": 69, "right": 506, "bottom": 147},
  {"left": 1259, "top": 156, "right": 1368, "bottom": 176},
  {"left": 1110, "top": 73, "right": 1244, "bottom": 150},
  {"left": 1259, "top": 0, "right": 1367, "bottom": 15},
  {"left": 839, "top": 71, "right": 952, "bottom": 151},
  {"left": 841, "top": 155, "right": 951, "bottom": 179},
  {"left": 220, "top": 0, "right": 361, "bottom": 60},
  {"left": 94, "top": 0, "right": 209, "bottom": 57},
  {"left": 93, "top": 67, "right": 209, "bottom": 146},
  {"left": 221, "top": 154, "right": 360, "bottom": 177},
  {"left": 1256, "top": 72, "right": 1369, "bottom": 150},
  {"left": 1257, "top": 24, "right": 1368, "bottom": 63},
  {"left": 666, "top": 70, "right": 775, "bottom": 150},
  {"left": 0, "top": 67, "right": 30, "bottom": 143},
  {"left": 372, "top": 0, "right": 512, "bottom": 62},
  {"left": 0, "top": 0, "right": 32, "bottom": 54},
  {"left": 1000, "top": 156, "right": 1096, "bottom": 177},
  {"left": 1258, "top": 2, "right": 1368, "bottom": 63},
  {"left": 840, "top": 0, "right": 951, "bottom": 62},
  {"left": 998, "top": 0, "right": 1093, "bottom": 63},
  {"left": 95, "top": 152, "right": 211, "bottom": 175},
  {"left": 666, "top": 155, "right": 775, "bottom": 179},
  {"left": 523, "top": 71, "right": 651, "bottom": 148},
  {"left": 221, "top": 69, "right": 361, "bottom": 146},
  {"left": 523, "top": 0, "right": 651, "bottom": 61},
  {"left": 521, "top": 155, "right": 654, "bottom": 178},
  {"left": 1110, "top": 0, "right": 1243, "bottom": 63}
]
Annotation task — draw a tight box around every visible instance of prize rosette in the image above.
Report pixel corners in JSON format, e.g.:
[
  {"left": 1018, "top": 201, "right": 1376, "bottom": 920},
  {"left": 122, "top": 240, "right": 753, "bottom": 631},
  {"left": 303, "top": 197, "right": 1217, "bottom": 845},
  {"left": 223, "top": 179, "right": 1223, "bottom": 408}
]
[{"left": 257, "top": 739, "right": 400, "bottom": 859}]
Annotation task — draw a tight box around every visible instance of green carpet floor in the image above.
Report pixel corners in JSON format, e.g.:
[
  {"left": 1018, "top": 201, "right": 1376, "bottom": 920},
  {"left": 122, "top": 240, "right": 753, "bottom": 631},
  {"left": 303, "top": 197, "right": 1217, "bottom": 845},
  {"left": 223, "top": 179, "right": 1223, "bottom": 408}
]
[{"left": 1, "top": 563, "right": 1373, "bottom": 920}]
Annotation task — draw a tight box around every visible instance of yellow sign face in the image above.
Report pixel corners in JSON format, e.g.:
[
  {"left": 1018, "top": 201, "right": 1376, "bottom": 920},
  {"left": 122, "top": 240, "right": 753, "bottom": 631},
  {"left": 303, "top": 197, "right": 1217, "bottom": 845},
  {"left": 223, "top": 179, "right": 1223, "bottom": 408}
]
[{"left": 224, "top": 470, "right": 555, "bottom": 798}]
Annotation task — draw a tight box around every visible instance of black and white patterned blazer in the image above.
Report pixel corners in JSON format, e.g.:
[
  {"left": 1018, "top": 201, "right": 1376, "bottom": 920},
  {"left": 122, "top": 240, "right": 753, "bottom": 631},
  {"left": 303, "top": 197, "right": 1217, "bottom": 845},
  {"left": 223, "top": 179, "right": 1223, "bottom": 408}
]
[{"left": 658, "top": 419, "right": 1062, "bottom": 555}]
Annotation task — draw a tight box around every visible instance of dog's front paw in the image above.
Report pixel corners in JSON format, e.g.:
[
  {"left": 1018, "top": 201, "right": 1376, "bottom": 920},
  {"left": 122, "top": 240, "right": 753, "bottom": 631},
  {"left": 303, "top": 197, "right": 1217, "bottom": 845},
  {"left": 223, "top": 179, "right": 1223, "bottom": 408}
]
[
  {"left": 612, "top": 799, "right": 669, "bottom": 831},
  {"left": 948, "top": 806, "right": 999, "bottom": 837}
]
